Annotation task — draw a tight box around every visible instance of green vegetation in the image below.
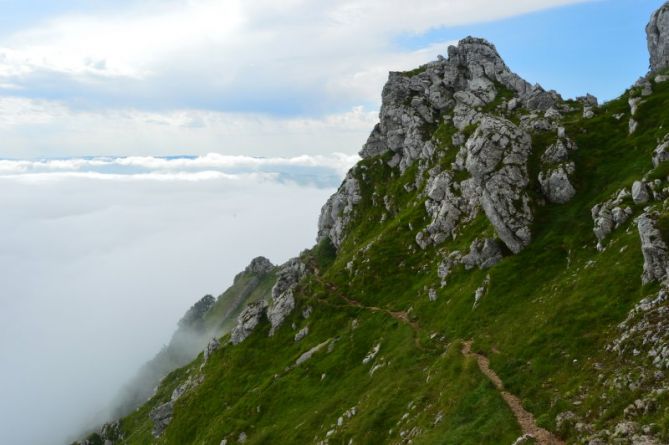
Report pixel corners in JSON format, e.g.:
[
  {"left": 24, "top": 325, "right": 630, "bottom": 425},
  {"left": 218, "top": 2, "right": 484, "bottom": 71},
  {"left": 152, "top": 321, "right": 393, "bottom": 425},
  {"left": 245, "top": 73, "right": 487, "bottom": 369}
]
[{"left": 100, "top": 72, "right": 669, "bottom": 445}]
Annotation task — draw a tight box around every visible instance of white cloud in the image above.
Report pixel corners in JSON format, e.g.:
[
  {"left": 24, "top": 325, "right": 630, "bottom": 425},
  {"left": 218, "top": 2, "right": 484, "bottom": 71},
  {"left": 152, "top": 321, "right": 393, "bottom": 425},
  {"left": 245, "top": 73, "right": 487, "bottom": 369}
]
[
  {"left": 0, "top": 0, "right": 593, "bottom": 116},
  {"left": 0, "top": 96, "right": 377, "bottom": 158},
  {"left": 0, "top": 165, "right": 339, "bottom": 445}
]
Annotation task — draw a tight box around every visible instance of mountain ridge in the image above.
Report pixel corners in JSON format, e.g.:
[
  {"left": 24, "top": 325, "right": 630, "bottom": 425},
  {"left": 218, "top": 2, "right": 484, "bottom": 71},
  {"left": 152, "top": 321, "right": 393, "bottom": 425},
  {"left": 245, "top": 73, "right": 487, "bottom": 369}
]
[{"left": 74, "top": 2, "right": 669, "bottom": 444}]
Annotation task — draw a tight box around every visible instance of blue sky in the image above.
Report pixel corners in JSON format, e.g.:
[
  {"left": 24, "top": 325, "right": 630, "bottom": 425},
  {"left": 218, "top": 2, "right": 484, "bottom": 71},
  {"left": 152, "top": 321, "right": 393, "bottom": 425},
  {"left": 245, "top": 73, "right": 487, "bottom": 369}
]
[{"left": 0, "top": 0, "right": 662, "bottom": 158}]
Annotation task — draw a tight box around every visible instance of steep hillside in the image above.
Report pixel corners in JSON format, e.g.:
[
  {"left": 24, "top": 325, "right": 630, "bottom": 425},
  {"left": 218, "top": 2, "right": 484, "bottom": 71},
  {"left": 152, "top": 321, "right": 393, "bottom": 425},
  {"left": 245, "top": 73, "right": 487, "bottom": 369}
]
[
  {"left": 76, "top": 3, "right": 669, "bottom": 444},
  {"left": 102, "top": 258, "right": 277, "bottom": 423}
]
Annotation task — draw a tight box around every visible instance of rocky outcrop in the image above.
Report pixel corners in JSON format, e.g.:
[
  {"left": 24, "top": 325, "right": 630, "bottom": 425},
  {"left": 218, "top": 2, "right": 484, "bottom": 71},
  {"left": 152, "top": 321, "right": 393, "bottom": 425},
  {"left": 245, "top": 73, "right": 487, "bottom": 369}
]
[
  {"left": 359, "top": 37, "right": 558, "bottom": 173},
  {"left": 637, "top": 211, "right": 669, "bottom": 285},
  {"left": 464, "top": 117, "right": 534, "bottom": 253},
  {"left": 267, "top": 258, "right": 307, "bottom": 335},
  {"left": 647, "top": 1, "right": 669, "bottom": 72},
  {"left": 539, "top": 163, "right": 576, "bottom": 204},
  {"left": 230, "top": 300, "right": 268, "bottom": 345},
  {"left": 317, "top": 172, "right": 362, "bottom": 249},
  {"left": 418, "top": 117, "right": 534, "bottom": 253},
  {"left": 244, "top": 256, "right": 274, "bottom": 275},
  {"left": 592, "top": 189, "right": 633, "bottom": 250}
]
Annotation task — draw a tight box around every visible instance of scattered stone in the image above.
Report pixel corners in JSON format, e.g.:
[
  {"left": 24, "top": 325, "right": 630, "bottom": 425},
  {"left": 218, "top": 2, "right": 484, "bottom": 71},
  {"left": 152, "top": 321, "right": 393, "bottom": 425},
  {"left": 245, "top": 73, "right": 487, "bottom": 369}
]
[
  {"left": 362, "top": 344, "right": 381, "bottom": 364},
  {"left": 295, "top": 339, "right": 332, "bottom": 366}
]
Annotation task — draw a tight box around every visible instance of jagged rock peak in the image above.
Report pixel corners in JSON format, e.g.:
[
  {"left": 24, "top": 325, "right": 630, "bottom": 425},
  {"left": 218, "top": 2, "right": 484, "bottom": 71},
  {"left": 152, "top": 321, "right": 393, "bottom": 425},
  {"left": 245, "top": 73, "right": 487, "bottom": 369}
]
[
  {"left": 244, "top": 256, "right": 274, "bottom": 275},
  {"left": 647, "top": 1, "right": 669, "bottom": 72}
]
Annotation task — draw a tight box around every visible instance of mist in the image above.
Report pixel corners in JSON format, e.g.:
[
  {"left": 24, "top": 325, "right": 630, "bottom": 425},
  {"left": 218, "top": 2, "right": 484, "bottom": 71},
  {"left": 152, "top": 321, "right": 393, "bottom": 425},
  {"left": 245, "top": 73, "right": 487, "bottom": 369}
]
[{"left": 0, "top": 154, "right": 352, "bottom": 445}]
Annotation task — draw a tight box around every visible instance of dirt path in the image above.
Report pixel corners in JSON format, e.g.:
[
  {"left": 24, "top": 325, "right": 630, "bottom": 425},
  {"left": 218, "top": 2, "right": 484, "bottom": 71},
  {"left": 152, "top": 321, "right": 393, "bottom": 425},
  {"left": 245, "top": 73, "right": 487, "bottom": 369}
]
[
  {"left": 315, "top": 279, "right": 424, "bottom": 349},
  {"left": 462, "top": 341, "right": 565, "bottom": 445}
]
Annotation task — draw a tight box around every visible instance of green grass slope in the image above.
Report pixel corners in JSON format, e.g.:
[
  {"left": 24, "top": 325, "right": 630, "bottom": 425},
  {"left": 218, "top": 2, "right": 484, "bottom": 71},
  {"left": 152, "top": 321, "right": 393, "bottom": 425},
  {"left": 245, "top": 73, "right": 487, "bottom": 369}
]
[{"left": 89, "top": 75, "right": 669, "bottom": 445}]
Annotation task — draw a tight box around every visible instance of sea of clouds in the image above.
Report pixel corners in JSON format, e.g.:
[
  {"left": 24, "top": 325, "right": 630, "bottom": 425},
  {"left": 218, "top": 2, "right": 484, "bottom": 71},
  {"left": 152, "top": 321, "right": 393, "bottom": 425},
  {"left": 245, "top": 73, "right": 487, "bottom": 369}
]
[{"left": 0, "top": 153, "right": 357, "bottom": 445}]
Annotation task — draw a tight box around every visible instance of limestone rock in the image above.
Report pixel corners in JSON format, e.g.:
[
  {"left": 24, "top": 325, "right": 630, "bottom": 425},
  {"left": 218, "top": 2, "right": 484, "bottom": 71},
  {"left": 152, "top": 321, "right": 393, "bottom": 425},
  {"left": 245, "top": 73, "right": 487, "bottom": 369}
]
[
  {"left": 244, "top": 256, "right": 274, "bottom": 275},
  {"left": 358, "top": 36, "right": 554, "bottom": 175},
  {"left": 464, "top": 116, "right": 534, "bottom": 253},
  {"left": 317, "top": 172, "right": 362, "bottom": 249},
  {"left": 230, "top": 300, "right": 268, "bottom": 345},
  {"left": 295, "top": 339, "right": 331, "bottom": 366},
  {"left": 267, "top": 258, "right": 307, "bottom": 335},
  {"left": 632, "top": 181, "right": 650, "bottom": 204},
  {"left": 637, "top": 211, "right": 669, "bottom": 285},
  {"left": 419, "top": 171, "right": 480, "bottom": 248},
  {"left": 592, "top": 189, "right": 633, "bottom": 249},
  {"left": 295, "top": 326, "right": 309, "bottom": 342},
  {"left": 539, "top": 162, "right": 576, "bottom": 204},
  {"left": 461, "top": 238, "right": 503, "bottom": 270},
  {"left": 647, "top": 1, "right": 669, "bottom": 72}
]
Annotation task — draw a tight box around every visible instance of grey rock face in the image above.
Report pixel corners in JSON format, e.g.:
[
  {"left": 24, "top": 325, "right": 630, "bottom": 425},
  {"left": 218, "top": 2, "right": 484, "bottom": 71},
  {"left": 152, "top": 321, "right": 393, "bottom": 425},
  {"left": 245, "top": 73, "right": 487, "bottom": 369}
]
[
  {"left": 632, "top": 181, "right": 650, "bottom": 204},
  {"left": 539, "top": 162, "right": 576, "bottom": 204},
  {"left": 419, "top": 171, "right": 480, "bottom": 248},
  {"left": 647, "top": 1, "right": 669, "bottom": 72},
  {"left": 461, "top": 238, "right": 503, "bottom": 270},
  {"left": 317, "top": 172, "right": 362, "bottom": 249},
  {"left": 267, "top": 258, "right": 307, "bottom": 335},
  {"left": 464, "top": 116, "right": 534, "bottom": 253},
  {"left": 358, "top": 36, "right": 552, "bottom": 172},
  {"left": 637, "top": 212, "right": 669, "bottom": 285},
  {"left": 244, "top": 256, "right": 274, "bottom": 275},
  {"left": 230, "top": 300, "right": 268, "bottom": 345}
]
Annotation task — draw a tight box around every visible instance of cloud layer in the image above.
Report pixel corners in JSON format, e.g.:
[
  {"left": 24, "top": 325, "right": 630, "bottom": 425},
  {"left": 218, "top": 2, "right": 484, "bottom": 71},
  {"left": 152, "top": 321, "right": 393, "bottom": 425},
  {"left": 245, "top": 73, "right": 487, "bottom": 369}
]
[{"left": 0, "top": 158, "right": 349, "bottom": 445}]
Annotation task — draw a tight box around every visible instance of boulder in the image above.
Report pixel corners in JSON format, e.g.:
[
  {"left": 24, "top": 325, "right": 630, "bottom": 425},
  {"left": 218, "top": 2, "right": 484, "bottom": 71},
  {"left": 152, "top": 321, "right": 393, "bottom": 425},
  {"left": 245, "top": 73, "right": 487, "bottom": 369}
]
[
  {"left": 637, "top": 211, "right": 669, "bottom": 284},
  {"left": 461, "top": 238, "right": 503, "bottom": 270},
  {"left": 464, "top": 116, "right": 534, "bottom": 253},
  {"left": 632, "top": 181, "right": 650, "bottom": 204},
  {"left": 539, "top": 162, "right": 576, "bottom": 204}
]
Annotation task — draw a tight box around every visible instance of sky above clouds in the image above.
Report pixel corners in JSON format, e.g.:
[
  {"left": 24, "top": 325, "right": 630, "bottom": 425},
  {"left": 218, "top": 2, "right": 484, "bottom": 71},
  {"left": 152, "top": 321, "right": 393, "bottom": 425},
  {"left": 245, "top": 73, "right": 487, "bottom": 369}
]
[
  {"left": 0, "top": 1, "right": 666, "bottom": 444},
  {"left": 0, "top": 0, "right": 661, "bottom": 159}
]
